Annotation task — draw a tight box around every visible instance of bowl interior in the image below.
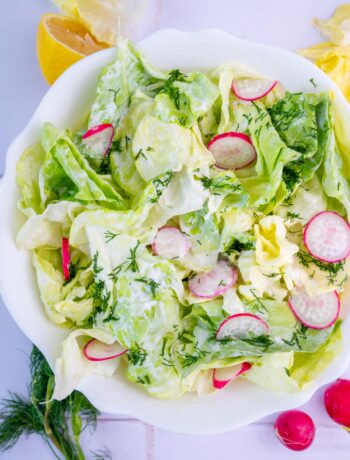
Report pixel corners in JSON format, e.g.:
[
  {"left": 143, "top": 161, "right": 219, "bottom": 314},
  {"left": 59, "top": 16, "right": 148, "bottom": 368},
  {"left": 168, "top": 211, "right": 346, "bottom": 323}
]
[{"left": 1, "top": 29, "right": 350, "bottom": 435}]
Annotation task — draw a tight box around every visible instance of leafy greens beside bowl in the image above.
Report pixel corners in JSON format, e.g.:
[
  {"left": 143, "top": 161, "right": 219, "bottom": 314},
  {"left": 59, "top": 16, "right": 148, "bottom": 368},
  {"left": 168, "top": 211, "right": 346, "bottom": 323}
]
[{"left": 13, "top": 37, "right": 350, "bottom": 403}]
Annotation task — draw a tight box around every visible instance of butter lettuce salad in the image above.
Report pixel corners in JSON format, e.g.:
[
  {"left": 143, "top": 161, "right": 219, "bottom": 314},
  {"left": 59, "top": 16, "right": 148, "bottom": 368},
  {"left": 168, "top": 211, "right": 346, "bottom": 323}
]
[{"left": 16, "top": 39, "right": 350, "bottom": 400}]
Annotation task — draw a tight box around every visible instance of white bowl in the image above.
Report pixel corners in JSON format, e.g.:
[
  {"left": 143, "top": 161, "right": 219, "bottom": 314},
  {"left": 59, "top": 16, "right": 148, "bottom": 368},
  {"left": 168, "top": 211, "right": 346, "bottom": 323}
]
[{"left": 1, "top": 29, "right": 350, "bottom": 435}]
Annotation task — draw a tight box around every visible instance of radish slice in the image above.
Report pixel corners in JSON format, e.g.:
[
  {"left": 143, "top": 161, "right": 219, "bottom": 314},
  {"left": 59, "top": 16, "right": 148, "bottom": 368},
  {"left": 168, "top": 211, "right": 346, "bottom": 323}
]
[
  {"left": 304, "top": 211, "right": 350, "bottom": 263},
  {"left": 208, "top": 132, "right": 256, "bottom": 170},
  {"left": 82, "top": 123, "right": 114, "bottom": 157},
  {"left": 61, "top": 237, "right": 71, "bottom": 281},
  {"left": 288, "top": 288, "right": 340, "bottom": 330},
  {"left": 231, "top": 78, "right": 278, "bottom": 101},
  {"left": 216, "top": 313, "right": 269, "bottom": 340},
  {"left": 188, "top": 260, "right": 237, "bottom": 299},
  {"left": 152, "top": 227, "right": 191, "bottom": 259},
  {"left": 212, "top": 362, "right": 252, "bottom": 390},
  {"left": 83, "top": 339, "right": 128, "bottom": 362}
]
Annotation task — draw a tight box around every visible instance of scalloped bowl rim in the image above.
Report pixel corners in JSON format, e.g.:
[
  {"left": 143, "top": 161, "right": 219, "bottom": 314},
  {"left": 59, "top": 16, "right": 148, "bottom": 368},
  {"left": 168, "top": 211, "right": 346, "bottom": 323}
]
[{"left": 1, "top": 28, "right": 350, "bottom": 435}]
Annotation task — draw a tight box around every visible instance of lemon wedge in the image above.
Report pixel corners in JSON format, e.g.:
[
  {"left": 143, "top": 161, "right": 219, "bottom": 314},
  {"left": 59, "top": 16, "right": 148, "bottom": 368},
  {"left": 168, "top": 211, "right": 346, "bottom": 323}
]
[{"left": 37, "top": 13, "right": 108, "bottom": 84}]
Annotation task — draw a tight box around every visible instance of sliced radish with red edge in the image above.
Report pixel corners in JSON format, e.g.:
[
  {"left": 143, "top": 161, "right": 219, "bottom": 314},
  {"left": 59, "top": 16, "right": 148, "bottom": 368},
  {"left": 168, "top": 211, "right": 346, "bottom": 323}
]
[
  {"left": 61, "top": 237, "right": 71, "bottom": 281},
  {"left": 231, "top": 78, "right": 278, "bottom": 101},
  {"left": 288, "top": 288, "right": 340, "bottom": 330},
  {"left": 304, "top": 211, "right": 350, "bottom": 263},
  {"left": 212, "top": 362, "right": 252, "bottom": 390},
  {"left": 83, "top": 339, "right": 128, "bottom": 362},
  {"left": 208, "top": 132, "right": 256, "bottom": 170},
  {"left": 188, "top": 260, "right": 237, "bottom": 299},
  {"left": 216, "top": 313, "right": 269, "bottom": 340},
  {"left": 82, "top": 123, "right": 114, "bottom": 157},
  {"left": 152, "top": 227, "right": 191, "bottom": 259}
]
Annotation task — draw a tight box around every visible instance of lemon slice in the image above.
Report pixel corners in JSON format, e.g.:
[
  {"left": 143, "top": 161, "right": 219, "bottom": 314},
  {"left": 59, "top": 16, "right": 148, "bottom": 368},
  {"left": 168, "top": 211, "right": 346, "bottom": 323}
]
[{"left": 37, "top": 13, "right": 108, "bottom": 84}]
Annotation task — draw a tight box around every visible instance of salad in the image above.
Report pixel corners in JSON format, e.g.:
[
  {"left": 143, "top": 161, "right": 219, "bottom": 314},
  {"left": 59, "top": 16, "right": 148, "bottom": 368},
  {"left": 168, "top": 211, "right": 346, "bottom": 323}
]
[{"left": 16, "top": 39, "right": 350, "bottom": 400}]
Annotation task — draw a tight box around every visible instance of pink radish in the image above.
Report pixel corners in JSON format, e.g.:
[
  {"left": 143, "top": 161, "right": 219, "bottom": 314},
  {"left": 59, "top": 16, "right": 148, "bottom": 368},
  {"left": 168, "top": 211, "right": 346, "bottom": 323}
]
[
  {"left": 231, "top": 78, "right": 278, "bottom": 101},
  {"left": 304, "top": 211, "right": 350, "bottom": 263},
  {"left": 212, "top": 362, "right": 252, "bottom": 390},
  {"left": 274, "top": 410, "right": 315, "bottom": 451},
  {"left": 82, "top": 123, "right": 114, "bottom": 157},
  {"left": 208, "top": 132, "right": 256, "bottom": 170},
  {"left": 152, "top": 227, "right": 191, "bottom": 260},
  {"left": 61, "top": 237, "right": 71, "bottom": 281},
  {"left": 188, "top": 260, "right": 237, "bottom": 299},
  {"left": 288, "top": 288, "right": 340, "bottom": 330},
  {"left": 216, "top": 313, "right": 269, "bottom": 340},
  {"left": 83, "top": 338, "right": 128, "bottom": 362},
  {"left": 324, "top": 379, "right": 350, "bottom": 429}
]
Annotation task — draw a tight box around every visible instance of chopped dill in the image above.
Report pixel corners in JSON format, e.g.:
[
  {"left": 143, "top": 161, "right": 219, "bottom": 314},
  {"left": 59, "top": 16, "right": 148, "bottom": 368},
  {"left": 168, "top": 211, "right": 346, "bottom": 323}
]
[
  {"left": 92, "top": 252, "right": 103, "bottom": 274},
  {"left": 135, "top": 149, "right": 147, "bottom": 160},
  {"left": 147, "top": 171, "right": 173, "bottom": 203},
  {"left": 226, "top": 239, "right": 255, "bottom": 254},
  {"left": 284, "top": 211, "right": 303, "bottom": 223},
  {"left": 135, "top": 277, "right": 160, "bottom": 297},
  {"left": 240, "top": 334, "right": 274, "bottom": 351},
  {"left": 108, "top": 88, "right": 120, "bottom": 102},
  {"left": 309, "top": 78, "right": 317, "bottom": 88},
  {"left": 104, "top": 230, "right": 120, "bottom": 243},
  {"left": 128, "top": 344, "right": 147, "bottom": 366},
  {"left": 249, "top": 289, "right": 268, "bottom": 313},
  {"left": 108, "top": 262, "right": 126, "bottom": 282},
  {"left": 159, "top": 69, "right": 186, "bottom": 109},
  {"left": 297, "top": 250, "right": 344, "bottom": 285},
  {"left": 200, "top": 175, "right": 242, "bottom": 196},
  {"left": 177, "top": 346, "right": 207, "bottom": 368},
  {"left": 127, "top": 241, "right": 140, "bottom": 272}
]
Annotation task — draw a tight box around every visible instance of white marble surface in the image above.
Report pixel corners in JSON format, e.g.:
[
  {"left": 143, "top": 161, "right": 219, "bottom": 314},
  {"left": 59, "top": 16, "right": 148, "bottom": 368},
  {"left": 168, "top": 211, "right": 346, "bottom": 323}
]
[{"left": 1, "top": 0, "right": 350, "bottom": 458}]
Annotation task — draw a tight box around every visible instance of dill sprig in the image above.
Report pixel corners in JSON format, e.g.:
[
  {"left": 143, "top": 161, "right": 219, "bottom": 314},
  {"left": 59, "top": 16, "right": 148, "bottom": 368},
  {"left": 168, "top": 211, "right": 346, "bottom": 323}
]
[
  {"left": 135, "top": 277, "right": 160, "bottom": 297},
  {"left": 226, "top": 239, "right": 255, "bottom": 254},
  {"left": 0, "top": 346, "right": 101, "bottom": 459},
  {"left": 240, "top": 334, "right": 274, "bottom": 351},
  {"left": 108, "top": 262, "right": 126, "bottom": 282},
  {"left": 282, "top": 323, "right": 308, "bottom": 349},
  {"left": 159, "top": 69, "right": 186, "bottom": 109},
  {"left": 200, "top": 175, "right": 242, "bottom": 196},
  {"left": 297, "top": 250, "right": 344, "bottom": 285},
  {"left": 104, "top": 230, "right": 120, "bottom": 243},
  {"left": 128, "top": 344, "right": 147, "bottom": 366},
  {"left": 249, "top": 289, "right": 268, "bottom": 314},
  {"left": 135, "top": 149, "right": 147, "bottom": 160},
  {"left": 177, "top": 345, "right": 207, "bottom": 368},
  {"left": 147, "top": 171, "right": 173, "bottom": 204},
  {"left": 92, "top": 252, "right": 103, "bottom": 274},
  {"left": 127, "top": 241, "right": 140, "bottom": 272},
  {"left": 284, "top": 211, "right": 303, "bottom": 223}
]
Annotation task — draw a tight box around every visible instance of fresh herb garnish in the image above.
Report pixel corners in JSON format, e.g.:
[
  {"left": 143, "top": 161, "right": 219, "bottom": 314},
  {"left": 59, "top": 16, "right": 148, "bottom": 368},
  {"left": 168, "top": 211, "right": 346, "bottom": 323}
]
[
  {"left": 128, "top": 344, "right": 147, "bottom": 366},
  {"left": 297, "top": 250, "right": 344, "bottom": 285},
  {"left": 240, "top": 334, "right": 274, "bottom": 351},
  {"left": 92, "top": 252, "right": 103, "bottom": 274},
  {"left": 249, "top": 289, "right": 268, "bottom": 313},
  {"left": 127, "top": 241, "right": 140, "bottom": 272},
  {"left": 135, "top": 277, "right": 160, "bottom": 297},
  {"left": 309, "top": 78, "right": 318, "bottom": 88},
  {"left": 135, "top": 149, "right": 147, "bottom": 160},
  {"left": 159, "top": 69, "right": 186, "bottom": 109},
  {"left": 108, "top": 262, "right": 126, "bottom": 282},
  {"left": 104, "top": 230, "right": 120, "bottom": 243},
  {"left": 200, "top": 175, "right": 242, "bottom": 196},
  {"left": 0, "top": 346, "right": 103, "bottom": 459},
  {"left": 108, "top": 88, "right": 120, "bottom": 102},
  {"left": 226, "top": 239, "right": 255, "bottom": 254},
  {"left": 283, "top": 323, "right": 308, "bottom": 349},
  {"left": 136, "top": 375, "right": 151, "bottom": 385},
  {"left": 98, "top": 151, "right": 111, "bottom": 174},
  {"left": 284, "top": 211, "right": 303, "bottom": 223},
  {"left": 177, "top": 345, "right": 207, "bottom": 368},
  {"left": 147, "top": 171, "right": 173, "bottom": 204}
]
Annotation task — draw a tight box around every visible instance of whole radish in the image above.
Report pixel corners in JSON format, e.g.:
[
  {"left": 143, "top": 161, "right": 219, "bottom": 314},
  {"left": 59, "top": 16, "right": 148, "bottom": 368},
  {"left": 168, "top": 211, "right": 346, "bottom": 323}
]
[
  {"left": 274, "top": 410, "right": 315, "bottom": 451},
  {"left": 324, "top": 379, "right": 350, "bottom": 430}
]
